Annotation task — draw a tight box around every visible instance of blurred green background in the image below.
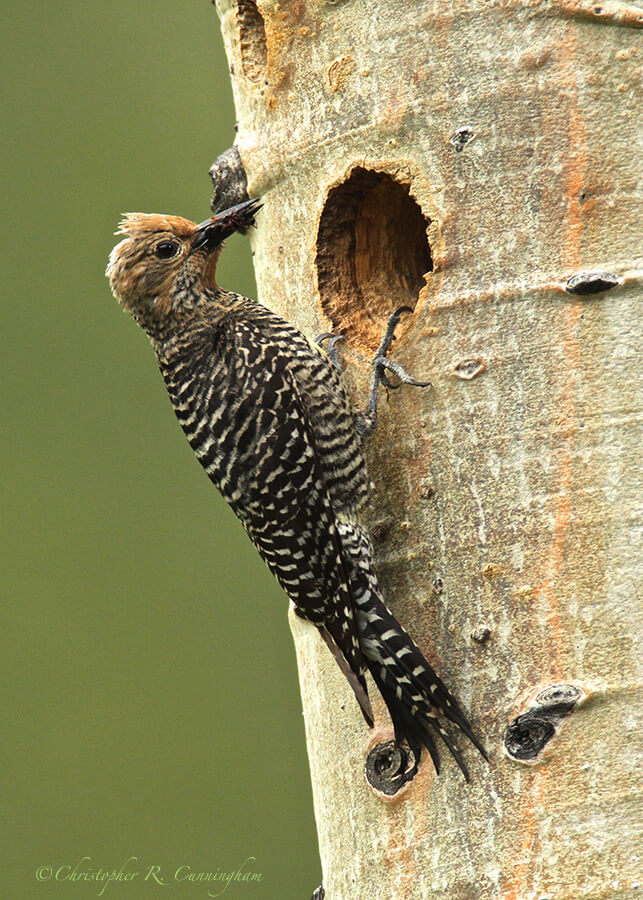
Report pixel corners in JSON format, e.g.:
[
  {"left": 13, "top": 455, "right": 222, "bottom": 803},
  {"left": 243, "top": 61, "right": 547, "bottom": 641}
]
[{"left": 1, "top": 2, "right": 320, "bottom": 897}]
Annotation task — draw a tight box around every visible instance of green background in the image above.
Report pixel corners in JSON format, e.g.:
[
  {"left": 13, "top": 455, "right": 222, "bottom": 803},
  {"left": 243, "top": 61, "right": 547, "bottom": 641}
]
[{"left": 1, "top": 2, "right": 320, "bottom": 897}]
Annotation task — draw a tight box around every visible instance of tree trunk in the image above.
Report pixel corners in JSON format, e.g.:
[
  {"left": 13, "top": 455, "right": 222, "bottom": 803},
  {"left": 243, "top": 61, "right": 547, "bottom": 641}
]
[{"left": 214, "top": 1, "right": 642, "bottom": 897}]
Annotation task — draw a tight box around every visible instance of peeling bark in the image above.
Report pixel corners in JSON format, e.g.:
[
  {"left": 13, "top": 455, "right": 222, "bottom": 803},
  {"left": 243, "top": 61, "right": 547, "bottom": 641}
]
[{"left": 213, "top": 1, "right": 642, "bottom": 897}]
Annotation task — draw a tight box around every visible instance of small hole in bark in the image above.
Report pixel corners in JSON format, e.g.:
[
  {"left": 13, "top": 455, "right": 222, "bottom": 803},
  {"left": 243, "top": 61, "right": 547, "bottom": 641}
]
[
  {"left": 565, "top": 271, "right": 621, "bottom": 295},
  {"left": 371, "top": 520, "right": 391, "bottom": 543},
  {"left": 365, "top": 740, "right": 417, "bottom": 795},
  {"left": 450, "top": 125, "right": 475, "bottom": 152},
  {"left": 471, "top": 625, "right": 492, "bottom": 644},
  {"left": 453, "top": 358, "right": 486, "bottom": 380},
  {"left": 505, "top": 684, "right": 585, "bottom": 763},
  {"left": 236, "top": 0, "right": 267, "bottom": 83},
  {"left": 534, "top": 683, "right": 583, "bottom": 718},
  {"left": 505, "top": 713, "right": 555, "bottom": 760},
  {"left": 419, "top": 481, "right": 435, "bottom": 500},
  {"left": 316, "top": 168, "right": 432, "bottom": 349}
]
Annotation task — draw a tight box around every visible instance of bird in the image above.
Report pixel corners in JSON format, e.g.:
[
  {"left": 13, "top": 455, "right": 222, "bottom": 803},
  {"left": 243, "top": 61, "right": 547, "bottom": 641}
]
[{"left": 106, "top": 198, "right": 486, "bottom": 781}]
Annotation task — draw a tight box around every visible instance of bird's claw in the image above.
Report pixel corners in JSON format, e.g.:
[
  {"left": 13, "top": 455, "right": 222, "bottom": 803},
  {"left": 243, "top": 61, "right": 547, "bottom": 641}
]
[
  {"left": 375, "top": 305, "right": 413, "bottom": 358},
  {"left": 316, "top": 332, "right": 346, "bottom": 369},
  {"left": 356, "top": 307, "right": 430, "bottom": 439},
  {"left": 373, "top": 355, "right": 431, "bottom": 390},
  {"left": 379, "top": 369, "right": 399, "bottom": 390}
]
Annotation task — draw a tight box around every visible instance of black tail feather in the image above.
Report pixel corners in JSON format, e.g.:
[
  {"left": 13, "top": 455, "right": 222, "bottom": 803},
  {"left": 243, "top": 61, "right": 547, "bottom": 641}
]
[
  {"left": 369, "top": 663, "right": 441, "bottom": 777},
  {"left": 319, "top": 625, "right": 374, "bottom": 727},
  {"left": 384, "top": 631, "right": 489, "bottom": 763},
  {"left": 357, "top": 595, "right": 486, "bottom": 779},
  {"left": 370, "top": 658, "right": 471, "bottom": 781}
]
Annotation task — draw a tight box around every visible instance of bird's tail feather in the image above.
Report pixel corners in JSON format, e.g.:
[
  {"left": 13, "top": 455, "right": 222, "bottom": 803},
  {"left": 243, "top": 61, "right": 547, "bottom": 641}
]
[
  {"left": 356, "top": 593, "right": 487, "bottom": 780},
  {"left": 318, "top": 625, "right": 374, "bottom": 727}
]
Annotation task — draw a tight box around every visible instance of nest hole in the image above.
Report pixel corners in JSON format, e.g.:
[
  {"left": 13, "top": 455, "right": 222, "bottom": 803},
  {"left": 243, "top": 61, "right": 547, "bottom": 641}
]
[
  {"left": 236, "top": 0, "right": 267, "bottom": 83},
  {"left": 316, "top": 168, "right": 432, "bottom": 349}
]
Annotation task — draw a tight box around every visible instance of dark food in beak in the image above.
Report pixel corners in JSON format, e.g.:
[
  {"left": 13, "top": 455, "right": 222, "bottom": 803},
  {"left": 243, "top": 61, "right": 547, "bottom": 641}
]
[{"left": 192, "top": 197, "right": 262, "bottom": 253}]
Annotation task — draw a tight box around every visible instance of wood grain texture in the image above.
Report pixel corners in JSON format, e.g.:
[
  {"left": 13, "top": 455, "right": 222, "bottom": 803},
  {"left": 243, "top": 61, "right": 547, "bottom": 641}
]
[{"left": 215, "top": 1, "right": 642, "bottom": 897}]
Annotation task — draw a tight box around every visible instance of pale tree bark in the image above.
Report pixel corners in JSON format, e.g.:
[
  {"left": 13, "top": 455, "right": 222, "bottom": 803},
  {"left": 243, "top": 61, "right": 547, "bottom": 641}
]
[{"left": 213, "top": 2, "right": 642, "bottom": 898}]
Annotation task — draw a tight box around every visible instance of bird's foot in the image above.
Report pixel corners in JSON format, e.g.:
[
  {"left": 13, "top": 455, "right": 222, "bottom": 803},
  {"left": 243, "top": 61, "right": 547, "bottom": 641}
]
[
  {"left": 355, "top": 306, "right": 430, "bottom": 439},
  {"left": 315, "top": 332, "right": 346, "bottom": 370}
]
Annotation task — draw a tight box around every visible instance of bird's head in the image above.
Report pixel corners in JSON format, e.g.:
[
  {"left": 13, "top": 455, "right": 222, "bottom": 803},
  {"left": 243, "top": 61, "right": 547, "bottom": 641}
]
[{"left": 106, "top": 198, "right": 261, "bottom": 336}]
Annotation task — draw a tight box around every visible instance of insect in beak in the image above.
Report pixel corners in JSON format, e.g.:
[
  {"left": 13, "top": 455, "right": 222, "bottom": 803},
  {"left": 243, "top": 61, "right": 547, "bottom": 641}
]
[{"left": 191, "top": 197, "right": 263, "bottom": 254}]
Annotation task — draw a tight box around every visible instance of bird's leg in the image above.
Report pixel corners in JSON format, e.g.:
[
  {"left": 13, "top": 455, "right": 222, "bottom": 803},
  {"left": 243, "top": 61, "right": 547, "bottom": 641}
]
[
  {"left": 315, "top": 333, "right": 346, "bottom": 370},
  {"left": 355, "top": 306, "right": 430, "bottom": 439}
]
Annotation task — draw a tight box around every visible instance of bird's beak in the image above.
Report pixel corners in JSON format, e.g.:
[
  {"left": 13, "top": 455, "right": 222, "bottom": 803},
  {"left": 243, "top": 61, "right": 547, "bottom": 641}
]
[{"left": 191, "top": 197, "right": 263, "bottom": 254}]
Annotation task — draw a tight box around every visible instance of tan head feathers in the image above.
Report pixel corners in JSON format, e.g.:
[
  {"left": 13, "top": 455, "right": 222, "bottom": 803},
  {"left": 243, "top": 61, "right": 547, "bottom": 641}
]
[{"left": 115, "top": 213, "right": 197, "bottom": 239}]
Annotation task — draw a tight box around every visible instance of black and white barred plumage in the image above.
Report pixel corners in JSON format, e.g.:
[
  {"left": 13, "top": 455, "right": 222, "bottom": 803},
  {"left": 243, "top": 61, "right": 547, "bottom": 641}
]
[{"left": 107, "top": 202, "right": 486, "bottom": 779}]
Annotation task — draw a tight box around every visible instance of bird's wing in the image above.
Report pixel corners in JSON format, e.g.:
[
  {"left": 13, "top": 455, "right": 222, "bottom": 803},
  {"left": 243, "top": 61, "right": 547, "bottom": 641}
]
[{"left": 220, "top": 316, "right": 373, "bottom": 723}]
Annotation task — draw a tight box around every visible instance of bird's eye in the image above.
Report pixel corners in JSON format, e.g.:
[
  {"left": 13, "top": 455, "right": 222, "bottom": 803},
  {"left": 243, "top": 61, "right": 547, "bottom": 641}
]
[{"left": 155, "top": 240, "right": 180, "bottom": 260}]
